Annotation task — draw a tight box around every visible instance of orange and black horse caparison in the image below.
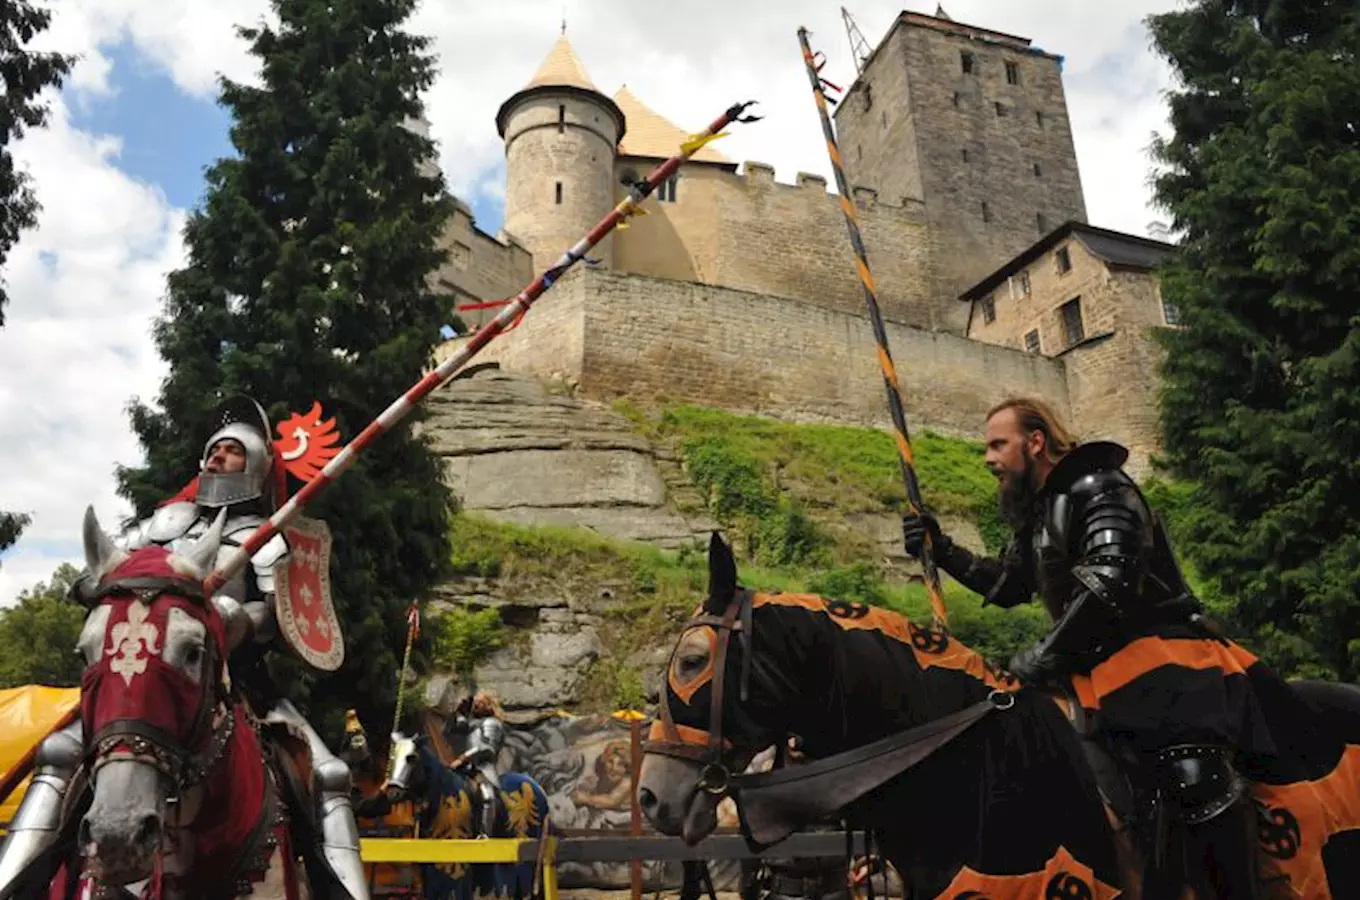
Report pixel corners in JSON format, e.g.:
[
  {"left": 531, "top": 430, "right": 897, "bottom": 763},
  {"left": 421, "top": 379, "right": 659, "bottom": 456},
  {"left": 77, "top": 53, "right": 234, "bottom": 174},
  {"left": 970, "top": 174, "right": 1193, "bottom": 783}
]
[{"left": 637, "top": 533, "right": 1360, "bottom": 900}]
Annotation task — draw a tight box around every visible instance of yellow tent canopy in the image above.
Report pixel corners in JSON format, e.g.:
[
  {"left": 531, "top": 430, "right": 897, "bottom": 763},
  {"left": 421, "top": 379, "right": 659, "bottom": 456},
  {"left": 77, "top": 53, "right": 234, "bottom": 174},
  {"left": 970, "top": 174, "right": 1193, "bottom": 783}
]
[{"left": 0, "top": 686, "right": 80, "bottom": 833}]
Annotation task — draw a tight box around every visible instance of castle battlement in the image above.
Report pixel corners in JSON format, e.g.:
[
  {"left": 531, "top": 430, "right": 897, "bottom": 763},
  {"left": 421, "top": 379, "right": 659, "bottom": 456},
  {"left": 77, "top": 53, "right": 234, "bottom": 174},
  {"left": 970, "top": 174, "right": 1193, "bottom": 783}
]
[{"left": 427, "top": 11, "right": 1170, "bottom": 477}]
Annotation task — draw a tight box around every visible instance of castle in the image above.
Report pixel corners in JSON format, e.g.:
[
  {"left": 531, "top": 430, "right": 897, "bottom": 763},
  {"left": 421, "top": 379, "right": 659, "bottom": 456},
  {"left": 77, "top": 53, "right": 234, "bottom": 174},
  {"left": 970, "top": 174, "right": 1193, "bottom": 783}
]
[{"left": 430, "top": 9, "right": 1178, "bottom": 477}]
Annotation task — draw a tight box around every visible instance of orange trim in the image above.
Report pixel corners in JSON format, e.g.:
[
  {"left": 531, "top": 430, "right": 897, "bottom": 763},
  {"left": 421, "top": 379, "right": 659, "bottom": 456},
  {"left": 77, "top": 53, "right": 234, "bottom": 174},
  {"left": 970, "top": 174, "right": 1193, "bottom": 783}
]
[
  {"left": 646, "top": 720, "right": 723, "bottom": 749},
  {"left": 1069, "top": 636, "right": 1260, "bottom": 710},
  {"left": 1249, "top": 743, "right": 1360, "bottom": 898},
  {"left": 938, "top": 844, "right": 1121, "bottom": 899},
  {"left": 750, "top": 592, "right": 1017, "bottom": 693},
  {"left": 667, "top": 626, "right": 717, "bottom": 706}
]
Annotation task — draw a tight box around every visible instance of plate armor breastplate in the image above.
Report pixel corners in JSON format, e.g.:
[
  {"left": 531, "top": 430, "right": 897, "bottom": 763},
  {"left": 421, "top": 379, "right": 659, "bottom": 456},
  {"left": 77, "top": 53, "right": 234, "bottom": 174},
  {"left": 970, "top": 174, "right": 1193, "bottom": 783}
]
[{"left": 1030, "top": 493, "right": 1077, "bottom": 621}]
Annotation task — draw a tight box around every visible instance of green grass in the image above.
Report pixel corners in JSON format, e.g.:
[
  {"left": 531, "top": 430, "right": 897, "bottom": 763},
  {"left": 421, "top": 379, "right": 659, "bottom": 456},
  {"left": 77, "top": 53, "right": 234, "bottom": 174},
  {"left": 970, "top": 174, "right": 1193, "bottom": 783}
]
[
  {"left": 614, "top": 401, "right": 1010, "bottom": 558},
  {"left": 444, "top": 510, "right": 1051, "bottom": 712}
]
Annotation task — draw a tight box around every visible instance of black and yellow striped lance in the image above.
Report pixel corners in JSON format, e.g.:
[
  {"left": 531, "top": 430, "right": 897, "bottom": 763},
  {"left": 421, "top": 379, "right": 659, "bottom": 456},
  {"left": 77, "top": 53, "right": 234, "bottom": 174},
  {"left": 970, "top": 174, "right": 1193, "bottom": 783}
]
[{"left": 796, "top": 27, "right": 949, "bottom": 630}]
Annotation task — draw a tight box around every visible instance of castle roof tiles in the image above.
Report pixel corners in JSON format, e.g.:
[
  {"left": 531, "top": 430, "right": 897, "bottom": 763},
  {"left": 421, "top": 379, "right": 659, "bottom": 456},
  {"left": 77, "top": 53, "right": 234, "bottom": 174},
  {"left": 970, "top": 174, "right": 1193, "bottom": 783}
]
[
  {"left": 613, "top": 86, "right": 731, "bottom": 165},
  {"left": 524, "top": 34, "right": 599, "bottom": 93}
]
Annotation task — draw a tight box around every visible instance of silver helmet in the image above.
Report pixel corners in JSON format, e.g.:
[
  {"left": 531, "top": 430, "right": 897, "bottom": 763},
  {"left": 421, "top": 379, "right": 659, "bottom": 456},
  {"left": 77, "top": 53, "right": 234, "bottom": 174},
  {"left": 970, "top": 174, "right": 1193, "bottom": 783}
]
[{"left": 196, "top": 395, "right": 276, "bottom": 509}]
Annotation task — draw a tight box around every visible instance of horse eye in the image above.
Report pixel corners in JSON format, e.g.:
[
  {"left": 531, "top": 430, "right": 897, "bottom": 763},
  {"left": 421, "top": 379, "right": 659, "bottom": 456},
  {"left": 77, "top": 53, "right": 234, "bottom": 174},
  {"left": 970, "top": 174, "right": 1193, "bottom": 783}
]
[{"left": 185, "top": 646, "right": 204, "bottom": 665}]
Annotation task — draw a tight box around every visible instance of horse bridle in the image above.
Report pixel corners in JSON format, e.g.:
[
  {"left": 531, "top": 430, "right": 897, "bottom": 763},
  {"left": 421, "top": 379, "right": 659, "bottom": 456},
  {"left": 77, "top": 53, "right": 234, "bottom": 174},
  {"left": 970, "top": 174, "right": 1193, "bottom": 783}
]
[
  {"left": 83, "top": 577, "right": 235, "bottom": 796},
  {"left": 641, "top": 588, "right": 757, "bottom": 796}
]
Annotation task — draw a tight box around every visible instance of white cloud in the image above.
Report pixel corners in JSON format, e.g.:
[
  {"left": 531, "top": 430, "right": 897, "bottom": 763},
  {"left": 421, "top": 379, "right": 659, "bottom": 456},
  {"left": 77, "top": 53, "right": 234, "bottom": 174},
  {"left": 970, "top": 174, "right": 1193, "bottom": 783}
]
[
  {"left": 0, "top": 0, "right": 1183, "bottom": 602},
  {"left": 0, "top": 91, "right": 185, "bottom": 605}
]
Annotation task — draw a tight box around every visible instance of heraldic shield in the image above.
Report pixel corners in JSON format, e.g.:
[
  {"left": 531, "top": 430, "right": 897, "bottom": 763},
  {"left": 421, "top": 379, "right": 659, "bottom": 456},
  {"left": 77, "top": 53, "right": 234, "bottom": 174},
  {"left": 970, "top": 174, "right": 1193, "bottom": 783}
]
[{"left": 274, "top": 515, "right": 345, "bottom": 672}]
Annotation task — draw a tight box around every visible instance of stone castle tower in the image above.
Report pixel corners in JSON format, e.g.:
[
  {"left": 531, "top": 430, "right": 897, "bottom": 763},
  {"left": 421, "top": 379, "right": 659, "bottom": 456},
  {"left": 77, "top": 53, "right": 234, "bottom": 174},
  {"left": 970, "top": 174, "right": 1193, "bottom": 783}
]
[
  {"left": 834, "top": 11, "right": 1089, "bottom": 314},
  {"left": 497, "top": 35, "right": 626, "bottom": 273},
  {"left": 432, "top": 10, "right": 1177, "bottom": 477}
]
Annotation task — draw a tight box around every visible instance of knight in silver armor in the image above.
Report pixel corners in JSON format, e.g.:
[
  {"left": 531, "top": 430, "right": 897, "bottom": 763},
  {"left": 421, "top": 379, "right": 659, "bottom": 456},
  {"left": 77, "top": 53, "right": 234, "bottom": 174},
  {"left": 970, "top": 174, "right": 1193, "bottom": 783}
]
[
  {"left": 448, "top": 691, "right": 507, "bottom": 839},
  {"left": 0, "top": 396, "right": 369, "bottom": 900}
]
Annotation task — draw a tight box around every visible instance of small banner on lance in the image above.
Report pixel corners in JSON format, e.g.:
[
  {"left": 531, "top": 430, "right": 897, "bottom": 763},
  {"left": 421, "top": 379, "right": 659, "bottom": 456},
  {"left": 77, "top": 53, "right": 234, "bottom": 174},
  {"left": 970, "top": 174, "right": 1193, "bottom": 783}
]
[{"left": 274, "top": 515, "right": 345, "bottom": 672}]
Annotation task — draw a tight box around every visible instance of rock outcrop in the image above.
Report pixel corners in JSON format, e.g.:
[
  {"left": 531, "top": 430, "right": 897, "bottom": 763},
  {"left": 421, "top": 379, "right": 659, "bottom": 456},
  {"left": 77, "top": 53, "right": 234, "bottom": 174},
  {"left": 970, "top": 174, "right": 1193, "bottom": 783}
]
[{"left": 424, "top": 366, "right": 716, "bottom": 548}]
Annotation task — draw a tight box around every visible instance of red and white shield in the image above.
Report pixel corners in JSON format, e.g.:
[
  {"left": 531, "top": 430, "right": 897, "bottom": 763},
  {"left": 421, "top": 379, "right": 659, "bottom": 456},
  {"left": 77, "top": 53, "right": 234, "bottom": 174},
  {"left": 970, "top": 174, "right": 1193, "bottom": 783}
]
[{"left": 273, "top": 516, "right": 345, "bottom": 672}]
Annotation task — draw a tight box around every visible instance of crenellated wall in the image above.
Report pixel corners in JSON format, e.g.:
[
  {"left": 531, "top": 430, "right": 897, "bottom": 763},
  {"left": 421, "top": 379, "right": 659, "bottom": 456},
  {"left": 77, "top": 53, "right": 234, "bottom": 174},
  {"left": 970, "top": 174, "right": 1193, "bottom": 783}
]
[
  {"left": 609, "top": 159, "right": 945, "bottom": 330},
  {"left": 431, "top": 200, "right": 535, "bottom": 331}
]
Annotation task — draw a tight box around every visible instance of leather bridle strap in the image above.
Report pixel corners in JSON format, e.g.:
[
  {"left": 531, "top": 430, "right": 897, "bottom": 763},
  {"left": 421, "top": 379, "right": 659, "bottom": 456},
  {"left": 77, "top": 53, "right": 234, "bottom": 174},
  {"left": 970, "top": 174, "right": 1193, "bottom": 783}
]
[{"left": 644, "top": 591, "right": 750, "bottom": 773}]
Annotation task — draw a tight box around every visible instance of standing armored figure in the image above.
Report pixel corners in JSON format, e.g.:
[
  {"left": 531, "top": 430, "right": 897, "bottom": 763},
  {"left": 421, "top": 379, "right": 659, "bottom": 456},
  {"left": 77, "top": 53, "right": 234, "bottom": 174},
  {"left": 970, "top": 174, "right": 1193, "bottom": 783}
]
[
  {"left": 448, "top": 691, "right": 507, "bottom": 838},
  {"left": 0, "top": 396, "right": 369, "bottom": 900}
]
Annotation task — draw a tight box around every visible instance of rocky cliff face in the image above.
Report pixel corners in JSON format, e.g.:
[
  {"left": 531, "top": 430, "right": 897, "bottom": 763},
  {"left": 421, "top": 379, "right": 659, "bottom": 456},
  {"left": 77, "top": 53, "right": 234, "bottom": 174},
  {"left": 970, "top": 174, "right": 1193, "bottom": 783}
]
[
  {"left": 424, "top": 366, "right": 716, "bottom": 548},
  {"left": 419, "top": 365, "right": 986, "bottom": 718}
]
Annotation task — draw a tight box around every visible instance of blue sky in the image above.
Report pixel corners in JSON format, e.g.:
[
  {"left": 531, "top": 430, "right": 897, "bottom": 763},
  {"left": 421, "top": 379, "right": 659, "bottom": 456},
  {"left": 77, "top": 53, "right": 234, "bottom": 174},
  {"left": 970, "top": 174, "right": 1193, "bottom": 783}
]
[{"left": 0, "top": 0, "right": 1178, "bottom": 603}]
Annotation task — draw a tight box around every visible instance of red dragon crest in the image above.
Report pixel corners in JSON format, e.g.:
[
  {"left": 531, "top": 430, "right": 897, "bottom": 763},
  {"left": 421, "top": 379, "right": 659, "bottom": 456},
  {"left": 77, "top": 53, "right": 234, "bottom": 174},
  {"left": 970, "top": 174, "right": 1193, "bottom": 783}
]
[{"left": 274, "top": 401, "right": 342, "bottom": 484}]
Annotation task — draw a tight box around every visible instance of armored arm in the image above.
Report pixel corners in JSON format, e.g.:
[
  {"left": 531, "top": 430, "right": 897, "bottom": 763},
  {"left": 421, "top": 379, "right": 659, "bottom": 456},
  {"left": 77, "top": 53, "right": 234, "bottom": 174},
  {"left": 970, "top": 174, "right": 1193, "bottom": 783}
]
[
  {"left": 1008, "top": 471, "right": 1150, "bottom": 683},
  {"left": 903, "top": 512, "right": 1032, "bottom": 607},
  {"left": 462, "top": 718, "right": 506, "bottom": 767}
]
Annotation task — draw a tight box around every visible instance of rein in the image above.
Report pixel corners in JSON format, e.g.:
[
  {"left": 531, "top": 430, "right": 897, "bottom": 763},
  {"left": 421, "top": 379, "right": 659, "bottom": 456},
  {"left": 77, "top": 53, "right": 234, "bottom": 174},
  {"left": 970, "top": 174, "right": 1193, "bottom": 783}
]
[{"left": 643, "top": 589, "right": 1018, "bottom": 846}]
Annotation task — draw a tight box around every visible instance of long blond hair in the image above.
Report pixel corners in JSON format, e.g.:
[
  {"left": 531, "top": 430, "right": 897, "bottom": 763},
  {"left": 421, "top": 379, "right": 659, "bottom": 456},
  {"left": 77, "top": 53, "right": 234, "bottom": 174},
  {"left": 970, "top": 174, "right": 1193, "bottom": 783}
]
[
  {"left": 472, "top": 690, "right": 505, "bottom": 719},
  {"left": 986, "top": 396, "right": 1079, "bottom": 461}
]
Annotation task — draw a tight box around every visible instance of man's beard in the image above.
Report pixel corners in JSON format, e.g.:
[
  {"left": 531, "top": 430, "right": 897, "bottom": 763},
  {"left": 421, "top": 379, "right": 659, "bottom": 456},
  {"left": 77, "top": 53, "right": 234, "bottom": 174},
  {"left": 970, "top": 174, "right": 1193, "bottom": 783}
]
[{"left": 997, "top": 450, "right": 1038, "bottom": 529}]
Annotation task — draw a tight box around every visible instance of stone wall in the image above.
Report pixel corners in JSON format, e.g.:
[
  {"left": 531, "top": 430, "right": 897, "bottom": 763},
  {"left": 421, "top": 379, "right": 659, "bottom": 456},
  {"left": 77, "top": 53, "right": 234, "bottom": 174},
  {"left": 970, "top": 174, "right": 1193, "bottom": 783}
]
[
  {"left": 442, "top": 267, "right": 1073, "bottom": 442},
  {"left": 609, "top": 159, "right": 944, "bottom": 330},
  {"left": 834, "top": 12, "right": 1087, "bottom": 314},
  {"left": 431, "top": 201, "right": 535, "bottom": 331}
]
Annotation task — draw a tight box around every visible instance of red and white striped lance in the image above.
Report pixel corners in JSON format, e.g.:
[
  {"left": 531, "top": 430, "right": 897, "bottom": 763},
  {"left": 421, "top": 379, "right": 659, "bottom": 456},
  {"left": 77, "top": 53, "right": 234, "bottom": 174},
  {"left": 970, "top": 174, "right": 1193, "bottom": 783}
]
[{"left": 202, "top": 100, "right": 763, "bottom": 597}]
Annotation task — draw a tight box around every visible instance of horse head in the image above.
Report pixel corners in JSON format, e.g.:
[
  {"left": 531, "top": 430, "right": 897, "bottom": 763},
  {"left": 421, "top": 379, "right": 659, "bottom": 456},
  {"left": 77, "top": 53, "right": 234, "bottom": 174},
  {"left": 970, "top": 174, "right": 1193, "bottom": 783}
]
[
  {"left": 637, "top": 533, "right": 793, "bottom": 845},
  {"left": 74, "top": 505, "right": 242, "bottom": 887},
  {"left": 385, "top": 732, "right": 428, "bottom": 803}
]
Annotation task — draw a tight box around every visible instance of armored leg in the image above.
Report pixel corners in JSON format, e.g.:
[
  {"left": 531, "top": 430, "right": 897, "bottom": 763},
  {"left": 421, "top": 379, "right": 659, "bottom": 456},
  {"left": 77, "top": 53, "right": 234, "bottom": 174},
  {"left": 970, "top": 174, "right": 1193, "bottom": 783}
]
[
  {"left": 0, "top": 720, "right": 83, "bottom": 897},
  {"left": 265, "top": 700, "right": 369, "bottom": 900},
  {"left": 474, "top": 765, "right": 498, "bottom": 839},
  {"left": 1155, "top": 744, "right": 1263, "bottom": 900}
]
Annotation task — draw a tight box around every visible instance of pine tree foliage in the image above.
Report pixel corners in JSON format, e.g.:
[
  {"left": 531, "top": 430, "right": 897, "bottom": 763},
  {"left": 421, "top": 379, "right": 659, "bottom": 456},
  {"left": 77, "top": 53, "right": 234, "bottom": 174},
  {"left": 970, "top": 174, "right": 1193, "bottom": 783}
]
[
  {"left": 1147, "top": 0, "right": 1360, "bottom": 677},
  {"left": 117, "top": 0, "right": 456, "bottom": 736}
]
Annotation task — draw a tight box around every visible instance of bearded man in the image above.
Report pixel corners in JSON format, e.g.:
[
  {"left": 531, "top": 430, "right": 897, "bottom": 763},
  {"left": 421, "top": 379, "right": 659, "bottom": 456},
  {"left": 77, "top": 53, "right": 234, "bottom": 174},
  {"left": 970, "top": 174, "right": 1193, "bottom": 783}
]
[{"left": 899, "top": 397, "right": 1268, "bottom": 900}]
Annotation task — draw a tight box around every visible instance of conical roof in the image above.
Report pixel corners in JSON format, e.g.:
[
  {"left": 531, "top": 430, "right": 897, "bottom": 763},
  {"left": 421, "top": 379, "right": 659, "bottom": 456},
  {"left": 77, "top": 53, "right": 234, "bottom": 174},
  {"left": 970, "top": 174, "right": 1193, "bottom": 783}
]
[
  {"left": 497, "top": 33, "right": 625, "bottom": 140},
  {"left": 613, "top": 86, "right": 731, "bottom": 165},
  {"left": 524, "top": 34, "right": 598, "bottom": 92}
]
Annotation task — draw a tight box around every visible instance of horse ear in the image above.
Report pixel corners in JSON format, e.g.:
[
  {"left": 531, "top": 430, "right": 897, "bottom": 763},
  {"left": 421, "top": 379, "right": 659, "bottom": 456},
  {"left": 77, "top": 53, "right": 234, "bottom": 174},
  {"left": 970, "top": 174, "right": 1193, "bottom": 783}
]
[
  {"left": 82, "top": 505, "right": 128, "bottom": 579},
  {"left": 705, "top": 532, "right": 737, "bottom": 614}
]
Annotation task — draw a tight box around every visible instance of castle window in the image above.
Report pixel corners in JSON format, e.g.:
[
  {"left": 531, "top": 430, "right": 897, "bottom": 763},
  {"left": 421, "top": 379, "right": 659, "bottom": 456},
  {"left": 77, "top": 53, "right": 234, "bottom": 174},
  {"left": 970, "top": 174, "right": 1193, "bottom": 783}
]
[
  {"left": 555, "top": 182, "right": 563, "bottom": 204},
  {"left": 558, "top": 104, "right": 565, "bottom": 133},
  {"left": 962, "top": 148, "right": 970, "bottom": 162},
  {"left": 981, "top": 295, "right": 996, "bottom": 324},
  {"left": 657, "top": 176, "right": 678, "bottom": 203},
  {"left": 1036, "top": 110, "right": 1045, "bottom": 128},
  {"left": 961, "top": 51, "right": 975, "bottom": 74},
  {"left": 882, "top": 111, "right": 887, "bottom": 128},
  {"left": 952, "top": 92, "right": 960, "bottom": 107},
  {"left": 1006, "top": 62, "right": 1020, "bottom": 85},
  {"left": 981, "top": 201, "right": 992, "bottom": 223},
  {"left": 1024, "top": 329, "right": 1041, "bottom": 354},
  {"left": 863, "top": 84, "right": 873, "bottom": 109},
  {"left": 995, "top": 102, "right": 1008, "bottom": 117},
  {"left": 1010, "top": 270, "right": 1031, "bottom": 297},
  {"left": 1037, "top": 212, "right": 1049, "bottom": 234},
  {"left": 1033, "top": 162, "right": 1042, "bottom": 177},
  {"left": 1056, "top": 245, "right": 1072, "bottom": 273},
  {"left": 1061, "top": 297, "right": 1085, "bottom": 345}
]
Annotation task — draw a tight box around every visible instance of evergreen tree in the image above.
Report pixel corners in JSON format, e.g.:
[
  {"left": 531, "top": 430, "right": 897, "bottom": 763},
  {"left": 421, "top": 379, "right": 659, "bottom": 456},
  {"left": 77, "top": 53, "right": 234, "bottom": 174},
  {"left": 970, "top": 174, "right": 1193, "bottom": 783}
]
[
  {"left": 117, "top": 0, "right": 456, "bottom": 737},
  {"left": 1147, "top": 1, "right": 1360, "bottom": 677},
  {"left": 0, "top": 563, "right": 86, "bottom": 688},
  {"left": 1, "top": 0, "right": 73, "bottom": 555}
]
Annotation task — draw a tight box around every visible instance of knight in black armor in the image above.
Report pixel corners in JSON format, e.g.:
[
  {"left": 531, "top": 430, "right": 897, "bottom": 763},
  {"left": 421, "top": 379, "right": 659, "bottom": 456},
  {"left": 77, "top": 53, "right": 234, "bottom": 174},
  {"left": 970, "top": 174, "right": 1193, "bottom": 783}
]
[
  {"left": 447, "top": 690, "right": 507, "bottom": 839},
  {"left": 0, "top": 396, "right": 369, "bottom": 900},
  {"left": 900, "top": 396, "right": 1263, "bottom": 899}
]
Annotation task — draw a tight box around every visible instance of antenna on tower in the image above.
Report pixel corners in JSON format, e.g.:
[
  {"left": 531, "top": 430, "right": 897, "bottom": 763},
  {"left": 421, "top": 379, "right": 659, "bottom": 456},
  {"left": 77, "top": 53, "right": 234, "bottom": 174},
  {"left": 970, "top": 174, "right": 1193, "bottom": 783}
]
[{"left": 841, "top": 7, "right": 874, "bottom": 74}]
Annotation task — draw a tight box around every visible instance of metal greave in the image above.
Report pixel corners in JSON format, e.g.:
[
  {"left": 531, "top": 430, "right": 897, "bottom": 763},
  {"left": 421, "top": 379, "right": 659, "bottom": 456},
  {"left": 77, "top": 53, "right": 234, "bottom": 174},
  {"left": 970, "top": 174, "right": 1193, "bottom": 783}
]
[{"left": 0, "top": 721, "right": 83, "bottom": 897}]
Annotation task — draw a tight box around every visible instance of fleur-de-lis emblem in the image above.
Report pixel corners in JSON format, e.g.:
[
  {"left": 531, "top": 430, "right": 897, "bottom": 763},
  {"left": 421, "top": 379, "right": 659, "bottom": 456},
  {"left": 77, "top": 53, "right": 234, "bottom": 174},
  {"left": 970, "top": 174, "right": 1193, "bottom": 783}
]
[{"left": 105, "top": 602, "right": 162, "bottom": 686}]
